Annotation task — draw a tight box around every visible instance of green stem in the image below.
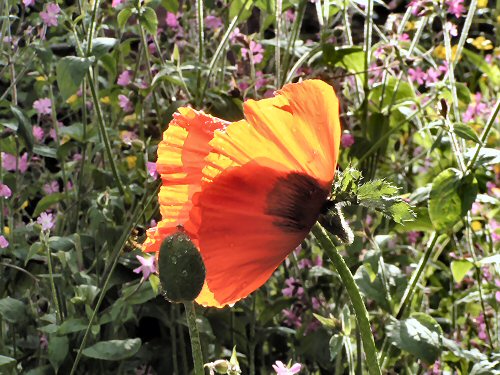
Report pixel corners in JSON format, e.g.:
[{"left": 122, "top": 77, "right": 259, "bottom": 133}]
[
  {"left": 311, "top": 222, "right": 381, "bottom": 375},
  {"left": 183, "top": 301, "right": 204, "bottom": 375},
  {"left": 195, "top": 0, "right": 204, "bottom": 106},
  {"left": 44, "top": 236, "right": 63, "bottom": 323}
]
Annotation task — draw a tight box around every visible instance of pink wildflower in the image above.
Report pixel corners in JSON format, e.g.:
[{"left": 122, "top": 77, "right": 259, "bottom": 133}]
[
  {"left": 205, "top": 15, "right": 223, "bottom": 30},
  {"left": 37, "top": 212, "right": 55, "bottom": 231},
  {"left": 33, "top": 98, "right": 52, "bottom": 115},
  {"left": 43, "top": 181, "right": 59, "bottom": 194},
  {"left": 446, "top": 0, "right": 465, "bottom": 18},
  {"left": 463, "top": 92, "right": 489, "bottom": 122},
  {"left": 255, "top": 71, "right": 268, "bottom": 90},
  {"left": 407, "top": 231, "right": 420, "bottom": 245},
  {"left": 165, "top": 12, "right": 179, "bottom": 28},
  {"left": 408, "top": 67, "right": 426, "bottom": 85},
  {"left": 0, "top": 183, "right": 12, "bottom": 198},
  {"left": 32, "top": 126, "right": 44, "bottom": 142},
  {"left": 2, "top": 152, "right": 28, "bottom": 173},
  {"left": 282, "top": 309, "right": 302, "bottom": 328},
  {"left": 272, "top": 361, "right": 301, "bottom": 375},
  {"left": 399, "top": 33, "right": 410, "bottom": 42},
  {"left": 146, "top": 161, "right": 158, "bottom": 179},
  {"left": 133, "top": 255, "right": 157, "bottom": 280},
  {"left": 229, "top": 27, "right": 244, "bottom": 44},
  {"left": 40, "top": 3, "right": 61, "bottom": 27},
  {"left": 425, "top": 67, "right": 441, "bottom": 86},
  {"left": 341, "top": 133, "right": 355, "bottom": 148},
  {"left": 117, "top": 70, "right": 132, "bottom": 86},
  {"left": 118, "top": 94, "right": 133, "bottom": 113},
  {"left": 285, "top": 9, "right": 296, "bottom": 23},
  {"left": 23, "top": 0, "right": 35, "bottom": 7},
  {"left": 0, "top": 235, "right": 8, "bottom": 249},
  {"left": 242, "top": 41, "right": 265, "bottom": 64},
  {"left": 111, "top": 0, "right": 124, "bottom": 7},
  {"left": 282, "top": 277, "right": 304, "bottom": 298}
]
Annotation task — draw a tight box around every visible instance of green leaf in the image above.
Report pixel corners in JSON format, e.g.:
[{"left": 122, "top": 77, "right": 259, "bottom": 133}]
[
  {"left": 91, "top": 37, "right": 118, "bottom": 59},
  {"left": 322, "top": 46, "right": 365, "bottom": 74},
  {"left": 48, "top": 335, "right": 69, "bottom": 372},
  {"left": 313, "top": 313, "right": 339, "bottom": 330},
  {"left": 0, "top": 355, "right": 16, "bottom": 371},
  {"left": 329, "top": 334, "right": 343, "bottom": 361},
  {"left": 33, "top": 193, "right": 65, "bottom": 217},
  {"left": 139, "top": 7, "right": 158, "bottom": 35},
  {"left": 369, "top": 76, "right": 416, "bottom": 113},
  {"left": 465, "top": 147, "right": 500, "bottom": 168},
  {"left": 428, "top": 168, "right": 462, "bottom": 231},
  {"left": 57, "top": 318, "right": 88, "bottom": 335},
  {"left": 11, "top": 106, "right": 34, "bottom": 152},
  {"left": 450, "top": 260, "right": 474, "bottom": 283},
  {"left": 56, "top": 56, "right": 94, "bottom": 100},
  {"left": 453, "top": 123, "right": 481, "bottom": 144},
  {"left": 462, "top": 49, "right": 500, "bottom": 87},
  {"left": 82, "top": 338, "right": 141, "bottom": 360},
  {"left": 229, "top": 0, "right": 254, "bottom": 21},
  {"left": 161, "top": 0, "right": 179, "bottom": 12},
  {"left": 158, "top": 231, "right": 206, "bottom": 303},
  {"left": 0, "top": 297, "right": 28, "bottom": 324},
  {"left": 117, "top": 8, "right": 133, "bottom": 28},
  {"left": 387, "top": 314, "right": 442, "bottom": 364},
  {"left": 33, "top": 145, "right": 57, "bottom": 158}
]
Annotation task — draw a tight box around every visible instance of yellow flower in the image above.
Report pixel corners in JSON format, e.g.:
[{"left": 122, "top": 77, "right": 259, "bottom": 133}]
[
  {"left": 66, "top": 94, "right": 78, "bottom": 105},
  {"left": 100, "top": 96, "right": 111, "bottom": 105},
  {"left": 35, "top": 76, "right": 47, "bottom": 81},
  {"left": 433, "top": 44, "right": 460, "bottom": 60},
  {"left": 3, "top": 226, "right": 10, "bottom": 235},
  {"left": 405, "top": 21, "right": 416, "bottom": 31},
  {"left": 21, "top": 200, "right": 29, "bottom": 209},
  {"left": 123, "top": 114, "right": 137, "bottom": 123},
  {"left": 497, "top": 15, "right": 500, "bottom": 24},
  {"left": 471, "top": 221, "right": 482, "bottom": 231},
  {"left": 477, "top": 0, "right": 488, "bottom": 7},
  {"left": 61, "top": 135, "right": 71, "bottom": 144},
  {"left": 469, "top": 36, "right": 494, "bottom": 51},
  {"left": 126, "top": 155, "right": 137, "bottom": 169}
]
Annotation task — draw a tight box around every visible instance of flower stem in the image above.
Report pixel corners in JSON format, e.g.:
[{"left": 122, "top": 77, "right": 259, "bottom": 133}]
[
  {"left": 311, "top": 222, "right": 381, "bottom": 375},
  {"left": 183, "top": 301, "right": 204, "bottom": 375}
]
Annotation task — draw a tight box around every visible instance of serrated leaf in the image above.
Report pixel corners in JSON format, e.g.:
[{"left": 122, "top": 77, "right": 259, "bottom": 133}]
[
  {"left": 117, "top": 8, "right": 133, "bottom": 28},
  {"left": 82, "top": 338, "right": 141, "bottom": 360},
  {"left": 387, "top": 314, "right": 442, "bottom": 364},
  {"left": 450, "top": 260, "right": 474, "bottom": 283},
  {"left": 56, "top": 56, "right": 94, "bottom": 100},
  {"left": 11, "top": 106, "right": 34, "bottom": 152},
  {"left": 453, "top": 123, "right": 481, "bottom": 143},
  {"left": 139, "top": 7, "right": 158, "bottom": 35}
]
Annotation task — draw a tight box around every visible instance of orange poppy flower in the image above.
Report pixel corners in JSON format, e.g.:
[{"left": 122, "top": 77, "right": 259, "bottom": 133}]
[{"left": 143, "top": 79, "right": 341, "bottom": 308}]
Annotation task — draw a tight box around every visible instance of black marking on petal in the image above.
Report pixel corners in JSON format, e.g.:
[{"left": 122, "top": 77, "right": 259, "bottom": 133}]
[{"left": 266, "top": 173, "right": 329, "bottom": 232}]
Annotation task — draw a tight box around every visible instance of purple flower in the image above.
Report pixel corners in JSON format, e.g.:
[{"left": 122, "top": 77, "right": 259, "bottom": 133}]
[
  {"left": 445, "top": 0, "right": 465, "bottom": 18},
  {"left": 0, "top": 235, "right": 9, "bottom": 248},
  {"left": 463, "top": 93, "right": 489, "bottom": 123},
  {"left": 229, "top": 27, "right": 244, "bottom": 43},
  {"left": 425, "top": 67, "right": 441, "bottom": 86},
  {"left": 285, "top": 9, "right": 296, "bottom": 22},
  {"left": 0, "top": 183, "right": 12, "bottom": 198},
  {"left": 33, "top": 126, "right": 44, "bottom": 142},
  {"left": 408, "top": 67, "right": 426, "bottom": 85},
  {"left": 146, "top": 162, "right": 158, "bottom": 179},
  {"left": 2, "top": 152, "right": 28, "bottom": 173},
  {"left": 165, "top": 12, "right": 179, "bottom": 28},
  {"left": 33, "top": 98, "right": 52, "bottom": 115},
  {"left": 282, "top": 308, "right": 302, "bottom": 328},
  {"left": 445, "top": 22, "right": 458, "bottom": 37},
  {"left": 117, "top": 70, "right": 132, "bottom": 86},
  {"left": 37, "top": 212, "right": 55, "bottom": 231},
  {"left": 341, "top": 133, "right": 355, "bottom": 148},
  {"left": 255, "top": 71, "right": 268, "bottom": 90},
  {"left": 43, "top": 181, "right": 59, "bottom": 194},
  {"left": 242, "top": 41, "right": 265, "bottom": 64},
  {"left": 272, "top": 360, "right": 302, "bottom": 375},
  {"left": 205, "top": 15, "right": 223, "bottom": 30},
  {"left": 118, "top": 95, "right": 133, "bottom": 113},
  {"left": 40, "top": 3, "right": 61, "bottom": 27},
  {"left": 491, "top": 219, "right": 500, "bottom": 243},
  {"left": 133, "top": 255, "right": 157, "bottom": 280},
  {"left": 407, "top": 231, "right": 420, "bottom": 245},
  {"left": 23, "top": 0, "right": 35, "bottom": 7},
  {"left": 282, "top": 277, "right": 304, "bottom": 298}
]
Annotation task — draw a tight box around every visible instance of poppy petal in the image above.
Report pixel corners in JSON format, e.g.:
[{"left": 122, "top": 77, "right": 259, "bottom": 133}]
[
  {"left": 192, "top": 80, "right": 340, "bottom": 306},
  {"left": 143, "top": 108, "right": 228, "bottom": 254}
]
